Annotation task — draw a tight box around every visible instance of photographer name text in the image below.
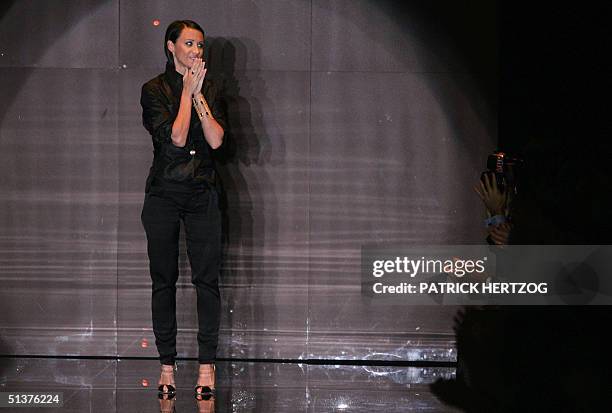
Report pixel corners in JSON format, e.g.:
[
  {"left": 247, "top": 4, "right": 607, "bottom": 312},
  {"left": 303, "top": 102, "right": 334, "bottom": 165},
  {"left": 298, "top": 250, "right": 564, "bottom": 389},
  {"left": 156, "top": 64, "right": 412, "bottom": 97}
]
[{"left": 372, "top": 281, "right": 548, "bottom": 295}]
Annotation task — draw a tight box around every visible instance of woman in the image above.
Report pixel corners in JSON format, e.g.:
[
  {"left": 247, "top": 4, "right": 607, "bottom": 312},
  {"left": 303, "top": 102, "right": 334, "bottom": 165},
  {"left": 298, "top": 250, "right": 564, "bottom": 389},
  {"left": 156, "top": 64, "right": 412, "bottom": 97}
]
[{"left": 140, "top": 20, "right": 225, "bottom": 399}]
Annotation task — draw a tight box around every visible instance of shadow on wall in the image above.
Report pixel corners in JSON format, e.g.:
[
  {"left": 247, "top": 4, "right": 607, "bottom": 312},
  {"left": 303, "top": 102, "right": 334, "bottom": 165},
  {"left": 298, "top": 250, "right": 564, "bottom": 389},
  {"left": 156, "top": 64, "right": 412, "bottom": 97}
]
[
  {"left": 207, "top": 31, "right": 283, "bottom": 363},
  {"left": 206, "top": 35, "right": 282, "bottom": 411}
]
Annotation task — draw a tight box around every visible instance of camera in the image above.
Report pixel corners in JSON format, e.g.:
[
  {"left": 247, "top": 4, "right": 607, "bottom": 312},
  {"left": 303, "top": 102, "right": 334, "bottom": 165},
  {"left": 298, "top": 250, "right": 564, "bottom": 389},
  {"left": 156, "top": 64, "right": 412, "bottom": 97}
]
[{"left": 480, "top": 151, "right": 523, "bottom": 194}]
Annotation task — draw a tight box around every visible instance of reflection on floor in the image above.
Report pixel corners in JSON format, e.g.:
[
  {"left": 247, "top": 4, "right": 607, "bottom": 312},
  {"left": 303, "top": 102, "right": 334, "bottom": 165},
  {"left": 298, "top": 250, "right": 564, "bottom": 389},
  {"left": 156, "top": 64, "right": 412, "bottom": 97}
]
[{"left": 0, "top": 357, "right": 461, "bottom": 412}]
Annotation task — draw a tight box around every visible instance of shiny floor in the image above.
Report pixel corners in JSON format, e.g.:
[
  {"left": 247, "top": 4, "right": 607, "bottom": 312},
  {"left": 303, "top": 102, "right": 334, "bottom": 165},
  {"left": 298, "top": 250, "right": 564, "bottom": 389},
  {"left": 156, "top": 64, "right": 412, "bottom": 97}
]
[{"left": 0, "top": 357, "right": 461, "bottom": 412}]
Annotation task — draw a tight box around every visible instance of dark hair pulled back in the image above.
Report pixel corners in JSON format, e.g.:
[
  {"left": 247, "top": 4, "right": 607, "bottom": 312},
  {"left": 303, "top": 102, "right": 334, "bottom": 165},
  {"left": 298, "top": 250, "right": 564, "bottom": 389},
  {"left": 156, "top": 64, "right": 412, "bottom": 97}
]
[{"left": 164, "top": 20, "right": 205, "bottom": 66}]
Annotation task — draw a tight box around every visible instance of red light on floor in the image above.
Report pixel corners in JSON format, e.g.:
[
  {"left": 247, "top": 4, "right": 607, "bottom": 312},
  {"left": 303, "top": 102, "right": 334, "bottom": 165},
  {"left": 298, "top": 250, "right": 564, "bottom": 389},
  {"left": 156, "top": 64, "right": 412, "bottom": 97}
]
[
  {"left": 141, "top": 338, "right": 148, "bottom": 348},
  {"left": 142, "top": 378, "right": 149, "bottom": 387},
  {"left": 153, "top": 19, "right": 161, "bottom": 27}
]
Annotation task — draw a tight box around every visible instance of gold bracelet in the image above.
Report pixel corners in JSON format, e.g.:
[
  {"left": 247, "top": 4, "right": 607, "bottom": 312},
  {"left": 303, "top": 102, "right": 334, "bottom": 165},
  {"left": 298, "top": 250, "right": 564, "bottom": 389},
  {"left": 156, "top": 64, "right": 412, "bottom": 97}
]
[
  {"left": 200, "top": 96, "right": 212, "bottom": 117},
  {"left": 199, "top": 98, "right": 210, "bottom": 117},
  {"left": 192, "top": 96, "right": 207, "bottom": 119}
]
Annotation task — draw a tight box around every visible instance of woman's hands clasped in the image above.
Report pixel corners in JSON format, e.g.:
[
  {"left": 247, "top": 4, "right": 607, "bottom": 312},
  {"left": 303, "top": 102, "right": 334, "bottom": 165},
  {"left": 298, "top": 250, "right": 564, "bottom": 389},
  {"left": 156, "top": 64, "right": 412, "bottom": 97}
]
[{"left": 183, "top": 58, "right": 207, "bottom": 95}]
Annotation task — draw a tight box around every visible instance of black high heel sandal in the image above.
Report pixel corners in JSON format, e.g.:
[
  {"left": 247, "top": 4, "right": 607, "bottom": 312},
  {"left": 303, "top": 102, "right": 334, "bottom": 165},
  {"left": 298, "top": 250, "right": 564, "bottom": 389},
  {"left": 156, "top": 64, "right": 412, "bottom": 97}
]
[
  {"left": 194, "top": 364, "right": 215, "bottom": 400},
  {"left": 158, "top": 363, "right": 177, "bottom": 396}
]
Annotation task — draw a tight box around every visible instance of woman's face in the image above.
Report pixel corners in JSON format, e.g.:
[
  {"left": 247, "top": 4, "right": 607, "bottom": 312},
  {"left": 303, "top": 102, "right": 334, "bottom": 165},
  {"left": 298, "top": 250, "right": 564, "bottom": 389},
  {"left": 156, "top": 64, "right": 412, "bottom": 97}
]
[{"left": 167, "top": 27, "right": 205, "bottom": 73}]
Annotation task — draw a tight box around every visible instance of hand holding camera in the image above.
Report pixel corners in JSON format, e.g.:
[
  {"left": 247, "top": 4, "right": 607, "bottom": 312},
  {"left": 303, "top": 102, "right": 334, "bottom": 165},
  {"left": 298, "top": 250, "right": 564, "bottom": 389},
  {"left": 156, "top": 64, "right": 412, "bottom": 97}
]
[{"left": 474, "top": 171, "right": 508, "bottom": 217}]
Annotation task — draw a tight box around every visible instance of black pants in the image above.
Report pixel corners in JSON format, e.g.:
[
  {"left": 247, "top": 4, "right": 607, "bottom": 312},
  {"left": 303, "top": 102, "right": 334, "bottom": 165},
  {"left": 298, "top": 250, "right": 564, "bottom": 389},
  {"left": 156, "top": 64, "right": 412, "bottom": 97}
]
[{"left": 141, "top": 185, "right": 221, "bottom": 365}]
